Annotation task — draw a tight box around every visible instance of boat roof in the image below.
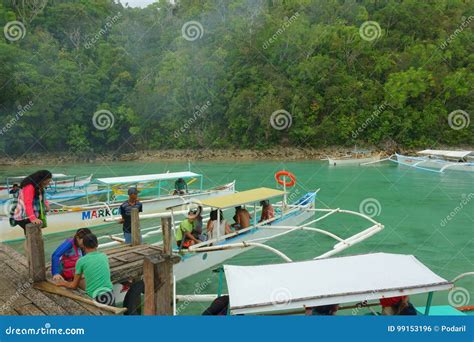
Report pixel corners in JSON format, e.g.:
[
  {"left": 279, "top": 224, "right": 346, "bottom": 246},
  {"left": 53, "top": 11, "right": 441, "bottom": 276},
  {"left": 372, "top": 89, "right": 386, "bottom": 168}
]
[
  {"left": 417, "top": 149, "right": 473, "bottom": 159},
  {"left": 95, "top": 171, "right": 201, "bottom": 185},
  {"left": 224, "top": 253, "right": 452, "bottom": 315},
  {"left": 198, "top": 187, "right": 285, "bottom": 209}
]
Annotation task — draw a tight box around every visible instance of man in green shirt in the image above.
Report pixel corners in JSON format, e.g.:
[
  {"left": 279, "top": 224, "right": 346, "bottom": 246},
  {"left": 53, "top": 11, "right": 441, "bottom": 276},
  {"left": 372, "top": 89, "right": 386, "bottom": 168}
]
[
  {"left": 174, "top": 178, "right": 188, "bottom": 195},
  {"left": 56, "top": 232, "right": 115, "bottom": 306},
  {"left": 176, "top": 210, "right": 201, "bottom": 248}
]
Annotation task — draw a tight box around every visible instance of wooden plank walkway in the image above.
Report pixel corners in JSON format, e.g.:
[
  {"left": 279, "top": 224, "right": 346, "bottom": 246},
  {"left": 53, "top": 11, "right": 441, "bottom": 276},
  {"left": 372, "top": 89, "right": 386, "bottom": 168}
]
[{"left": 0, "top": 243, "right": 112, "bottom": 316}]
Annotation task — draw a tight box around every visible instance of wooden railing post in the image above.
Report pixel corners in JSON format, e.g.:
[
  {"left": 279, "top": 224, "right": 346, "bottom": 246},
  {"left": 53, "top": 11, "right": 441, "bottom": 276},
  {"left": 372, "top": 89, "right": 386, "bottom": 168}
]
[
  {"left": 131, "top": 207, "right": 141, "bottom": 246},
  {"left": 161, "top": 216, "right": 172, "bottom": 256},
  {"left": 143, "top": 216, "right": 174, "bottom": 315},
  {"left": 25, "top": 223, "right": 46, "bottom": 283}
]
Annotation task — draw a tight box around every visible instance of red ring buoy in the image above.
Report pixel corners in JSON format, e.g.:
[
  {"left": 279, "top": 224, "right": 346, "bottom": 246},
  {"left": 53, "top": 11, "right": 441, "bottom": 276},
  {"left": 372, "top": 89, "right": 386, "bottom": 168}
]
[{"left": 275, "top": 171, "right": 296, "bottom": 187}]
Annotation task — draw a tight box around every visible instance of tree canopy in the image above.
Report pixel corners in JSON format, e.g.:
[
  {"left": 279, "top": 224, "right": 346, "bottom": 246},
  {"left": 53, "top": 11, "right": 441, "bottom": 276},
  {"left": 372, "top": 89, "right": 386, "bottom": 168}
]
[{"left": 0, "top": 0, "right": 472, "bottom": 156}]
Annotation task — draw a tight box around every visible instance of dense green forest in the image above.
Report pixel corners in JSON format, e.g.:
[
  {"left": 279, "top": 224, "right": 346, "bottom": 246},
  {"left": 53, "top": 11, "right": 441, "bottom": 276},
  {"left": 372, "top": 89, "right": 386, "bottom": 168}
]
[{"left": 0, "top": 0, "right": 473, "bottom": 156}]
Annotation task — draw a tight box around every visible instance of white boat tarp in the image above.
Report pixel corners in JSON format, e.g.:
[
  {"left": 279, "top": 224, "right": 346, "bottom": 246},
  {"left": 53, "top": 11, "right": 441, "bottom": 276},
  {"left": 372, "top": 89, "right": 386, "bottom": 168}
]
[
  {"left": 95, "top": 171, "right": 201, "bottom": 185},
  {"left": 417, "top": 150, "right": 473, "bottom": 159},
  {"left": 224, "top": 253, "right": 452, "bottom": 315}
]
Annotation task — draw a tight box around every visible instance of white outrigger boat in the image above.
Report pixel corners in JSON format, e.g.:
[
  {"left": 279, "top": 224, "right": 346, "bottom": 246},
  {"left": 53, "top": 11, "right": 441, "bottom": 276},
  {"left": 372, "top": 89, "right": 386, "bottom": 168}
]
[
  {"left": 179, "top": 253, "right": 473, "bottom": 316},
  {"left": 100, "top": 186, "right": 384, "bottom": 283},
  {"left": 327, "top": 150, "right": 380, "bottom": 166},
  {"left": 0, "top": 171, "right": 235, "bottom": 242},
  {"left": 365, "top": 149, "right": 474, "bottom": 173},
  {"left": 0, "top": 174, "right": 94, "bottom": 202}
]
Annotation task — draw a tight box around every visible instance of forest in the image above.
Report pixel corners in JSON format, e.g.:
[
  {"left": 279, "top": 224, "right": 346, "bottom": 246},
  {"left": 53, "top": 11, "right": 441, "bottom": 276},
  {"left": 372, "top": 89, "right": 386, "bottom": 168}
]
[{"left": 0, "top": 0, "right": 473, "bottom": 156}]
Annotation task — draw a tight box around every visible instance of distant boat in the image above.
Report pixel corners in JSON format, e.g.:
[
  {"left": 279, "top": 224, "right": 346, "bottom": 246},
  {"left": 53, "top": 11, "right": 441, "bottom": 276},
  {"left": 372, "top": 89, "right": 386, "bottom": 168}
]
[
  {"left": 394, "top": 149, "right": 474, "bottom": 173},
  {"left": 327, "top": 150, "right": 380, "bottom": 166}
]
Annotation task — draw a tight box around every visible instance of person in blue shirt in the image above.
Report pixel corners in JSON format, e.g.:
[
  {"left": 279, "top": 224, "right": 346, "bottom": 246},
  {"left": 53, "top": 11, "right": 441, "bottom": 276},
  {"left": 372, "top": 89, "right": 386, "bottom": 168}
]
[
  {"left": 119, "top": 187, "right": 143, "bottom": 243},
  {"left": 51, "top": 228, "right": 91, "bottom": 281}
]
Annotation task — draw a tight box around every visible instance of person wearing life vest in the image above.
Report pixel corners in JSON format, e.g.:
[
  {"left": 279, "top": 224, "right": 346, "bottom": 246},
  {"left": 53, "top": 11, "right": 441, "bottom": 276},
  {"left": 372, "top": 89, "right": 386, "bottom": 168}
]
[{"left": 51, "top": 228, "right": 92, "bottom": 281}]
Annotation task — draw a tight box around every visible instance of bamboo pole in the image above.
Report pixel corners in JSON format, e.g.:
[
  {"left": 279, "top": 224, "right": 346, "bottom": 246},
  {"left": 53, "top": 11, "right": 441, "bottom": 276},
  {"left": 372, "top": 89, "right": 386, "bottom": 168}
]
[{"left": 25, "top": 223, "right": 46, "bottom": 283}]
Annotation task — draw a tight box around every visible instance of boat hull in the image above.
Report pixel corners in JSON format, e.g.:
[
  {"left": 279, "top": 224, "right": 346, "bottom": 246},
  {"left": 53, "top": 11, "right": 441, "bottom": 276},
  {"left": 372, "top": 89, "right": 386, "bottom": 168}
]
[
  {"left": 396, "top": 154, "right": 474, "bottom": 172},
  {"left": 0, "top": 183, "right": 235, "bottom": 242},
  {"left": 328, "top": 156, "right": 380, "bottom": 166}
]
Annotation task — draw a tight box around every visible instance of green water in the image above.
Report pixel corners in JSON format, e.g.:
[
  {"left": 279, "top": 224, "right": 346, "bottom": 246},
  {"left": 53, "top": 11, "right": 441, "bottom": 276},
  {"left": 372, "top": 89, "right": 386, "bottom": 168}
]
[{"left": 2, "top": 161, "right": 473, "bottom": 315}]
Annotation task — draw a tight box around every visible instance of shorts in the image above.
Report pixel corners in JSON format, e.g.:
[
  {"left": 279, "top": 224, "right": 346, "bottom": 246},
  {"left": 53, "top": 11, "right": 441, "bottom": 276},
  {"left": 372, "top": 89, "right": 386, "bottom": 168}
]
[
  {"left": 176, "top": 240, "right": 193, "bottom": 248},
  {"left": 15, "top": 219, "right": 31, "bottom": 235}
]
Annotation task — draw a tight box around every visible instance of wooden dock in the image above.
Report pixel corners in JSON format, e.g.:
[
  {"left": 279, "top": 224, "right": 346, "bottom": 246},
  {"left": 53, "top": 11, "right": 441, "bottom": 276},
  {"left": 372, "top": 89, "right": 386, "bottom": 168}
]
[
  {"left": 0, "top": 210, "right": 179, "bottom": 316},
  {"left": 0, "top": 242, "right": 113, "bottom": 315}
]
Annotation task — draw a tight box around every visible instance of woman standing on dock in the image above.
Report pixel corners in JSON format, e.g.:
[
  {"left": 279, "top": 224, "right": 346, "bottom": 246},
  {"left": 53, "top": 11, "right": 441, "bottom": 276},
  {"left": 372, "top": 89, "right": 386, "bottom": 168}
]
[{"left": 10, "top": 170, "right": 52, "bottom": 232}]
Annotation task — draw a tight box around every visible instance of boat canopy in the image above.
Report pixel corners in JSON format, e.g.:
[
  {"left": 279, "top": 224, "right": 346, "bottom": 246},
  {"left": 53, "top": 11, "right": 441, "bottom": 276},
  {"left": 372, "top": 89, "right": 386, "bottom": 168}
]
[
  {"left": 224, "top": 253, "right": 452, "bottom": 315},
  {"left": 418, "top": 149, "right": 473, "bottom": 159},
  {"left": 7, "top": 173, "right": 68, "bottom": 180},
  {"left": 95, "top": 171, "right": 201, "bottom": 185},
  {"left": 198, "top": 187, "right": 285, "bottom": 209}
]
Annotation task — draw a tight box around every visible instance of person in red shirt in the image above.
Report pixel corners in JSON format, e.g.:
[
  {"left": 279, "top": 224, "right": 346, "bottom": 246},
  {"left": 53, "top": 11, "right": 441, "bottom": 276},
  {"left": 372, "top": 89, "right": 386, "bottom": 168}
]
[{"left": 380, "top": 296, "right": 417, "bottom": 315}]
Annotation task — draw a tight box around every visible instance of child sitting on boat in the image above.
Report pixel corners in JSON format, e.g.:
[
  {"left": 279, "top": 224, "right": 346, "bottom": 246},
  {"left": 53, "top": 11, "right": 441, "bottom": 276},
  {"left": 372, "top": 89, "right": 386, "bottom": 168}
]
[
  {"left": 51, "top": 228, "right": 91, "bottom": 281},
  {"left": 176, "top": 210, "right": 202, "bottom": 248},
  {"left": 207, "top": 209, "right": 232, "bottom": 238},
  {"left": 259, "top": 200, "right": 275, "bottom": 222},
  {"left": 56, "top": 232, "right": 115, "bottom": 306}
]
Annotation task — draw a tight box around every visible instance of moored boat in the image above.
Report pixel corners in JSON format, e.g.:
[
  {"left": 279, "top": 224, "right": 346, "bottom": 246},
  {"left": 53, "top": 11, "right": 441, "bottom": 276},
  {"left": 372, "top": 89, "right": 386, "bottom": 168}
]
[
  {"left": 0, "top": 171, "right": 235, "bottom": 242},
  {"left": 394, "top": 150, "right": 474, "bottom": 173},
  {"left": 327, "top": 150, "right": 380, "bottom": 166}
]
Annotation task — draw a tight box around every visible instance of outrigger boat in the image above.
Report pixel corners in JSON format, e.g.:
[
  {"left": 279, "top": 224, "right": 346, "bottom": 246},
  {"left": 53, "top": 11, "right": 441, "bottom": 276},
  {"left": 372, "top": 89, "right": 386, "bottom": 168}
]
[
  {"left": 179, "top": 253, "right": 473, "bottom": 316},
  {"left": 364, "top": 150, "right": 474, "bottom": 173},
  {"left": 0, "top": 171, "right": 235, "bottom": 242},
  {"left": 101, "top": 184, "right": 384, "bottom": 282},
  {"left": 0, "top": 174, "right": 94, "bottom": 202},
  {"left": 327, "top": 150, "right": 380, "bottom": 166}
]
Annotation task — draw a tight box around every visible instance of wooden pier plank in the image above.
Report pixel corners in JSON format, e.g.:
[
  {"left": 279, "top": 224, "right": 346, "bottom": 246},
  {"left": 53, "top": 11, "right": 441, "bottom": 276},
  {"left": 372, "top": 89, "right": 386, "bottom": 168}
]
[{"left": 15, "top": 303, "right": 46, "bottom": 316}]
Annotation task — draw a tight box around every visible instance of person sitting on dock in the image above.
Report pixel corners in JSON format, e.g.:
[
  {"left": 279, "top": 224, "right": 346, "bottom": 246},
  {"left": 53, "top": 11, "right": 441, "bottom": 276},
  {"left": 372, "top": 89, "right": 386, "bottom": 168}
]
[
  {"left": 173, "top": 178, "right": 188, "bottom": 195},
  {"left": 231, "top": 206, "right": 251, "bottom": 230},
  {"left": 176, "top": 210, "right": 201, "bottom": 249},
  {"left": 380, "top": 296, "right": 417, "bottom": 315},
  {"left": 207, "top": 209, "right": 232, "bottom": 238},
  {"left": 118, "top": 187, "right": 143, "bottom": 244},
  {"left": 51, "top": 228, "right": 91, "bottom": 281},
  {"left": 56, "top": 233, "right": 115, "bottom": 306},
  {"left": 259, "top": 200, "right": 275, "bottom": 222}
]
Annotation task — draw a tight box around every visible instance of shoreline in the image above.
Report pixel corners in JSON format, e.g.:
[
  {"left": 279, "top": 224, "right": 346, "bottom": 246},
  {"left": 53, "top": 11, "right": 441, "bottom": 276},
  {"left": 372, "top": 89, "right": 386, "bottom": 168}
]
[{"left": 0, "top": 146, "right": 471, "bottom": 166}]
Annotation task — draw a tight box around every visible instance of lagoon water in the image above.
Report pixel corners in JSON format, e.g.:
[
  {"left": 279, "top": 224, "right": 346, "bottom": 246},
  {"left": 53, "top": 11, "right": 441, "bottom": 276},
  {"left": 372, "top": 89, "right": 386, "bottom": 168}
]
[{"left": 2, "top": 160, "right": 473, "bottom": 314}]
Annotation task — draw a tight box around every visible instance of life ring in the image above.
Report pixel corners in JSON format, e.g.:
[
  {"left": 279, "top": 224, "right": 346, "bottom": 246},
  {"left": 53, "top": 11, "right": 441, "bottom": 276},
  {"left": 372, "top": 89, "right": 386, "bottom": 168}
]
[{"left": 275, "top": 171, "right": 296, "bottom": 187}]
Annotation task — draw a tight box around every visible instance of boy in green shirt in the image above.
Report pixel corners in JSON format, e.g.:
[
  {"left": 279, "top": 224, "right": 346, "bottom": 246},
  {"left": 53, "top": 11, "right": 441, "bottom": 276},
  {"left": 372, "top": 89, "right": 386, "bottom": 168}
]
[
  {"left": 56, "top": 232, "right": 115, "bottom": 306},
  {"left": 176, "top": 210, "right": 201, "bottom": 248}
]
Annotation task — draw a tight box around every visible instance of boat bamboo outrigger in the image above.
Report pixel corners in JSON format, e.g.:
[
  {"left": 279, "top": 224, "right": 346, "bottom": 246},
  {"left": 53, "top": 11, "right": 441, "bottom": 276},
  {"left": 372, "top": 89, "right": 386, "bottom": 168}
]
[
  {"left": 179, "top": 253, "right": 473, "bottom": 316},
  {"left": 0, "top": 171, "right": 235, "bottom": 242},
  {"left": 363, "top": 149, "right": 474, "bottom": 173}
]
